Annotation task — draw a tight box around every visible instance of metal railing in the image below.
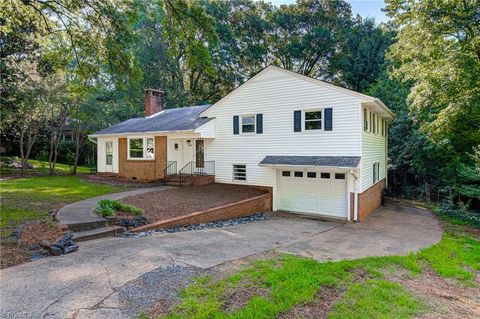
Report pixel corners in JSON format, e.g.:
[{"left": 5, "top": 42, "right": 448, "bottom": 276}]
[
  {"left": 163, "top": 161, "right": 177, "bottom": 181},
  {"left": 179, "top": 161, "right": 215, "bottom": 186}
]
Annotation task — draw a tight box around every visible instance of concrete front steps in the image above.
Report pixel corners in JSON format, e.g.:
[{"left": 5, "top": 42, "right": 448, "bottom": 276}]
[{"left": 67, "top": 218, "right": 126, "bottom": 242}]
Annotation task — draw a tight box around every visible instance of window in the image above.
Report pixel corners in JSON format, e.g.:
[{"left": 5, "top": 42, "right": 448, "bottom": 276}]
[
  {"left": 129, "top": 138, "right": 143, "bottom": 158},
  {"left": 372, "top": 113, "right": 376, "bottom": 133},
  {"left": 174, "top": 143, "right": 179, "bottom": 150},
  {"left": 369, "top": 111, "right": 372, "bottom": 132},
  {"left": 241, "top": 115, "right": 255, "bottom": 133},
  {"left": 304, "top": 110, "right": 322, "bottom": 130},
  {"left": 105, "top": 142, "right": 113, "bottom": 165},
  {"left": 282, "top": 171, "right": 291, "bottom": 177},
  {"left": 321, "top": 172, "right": 330, "bottom": 179},
  {"left": 307, "top": 172, "right": 316, "bottom": 178},
  {"left": 373, "top": 162, "right": 380, "bottom": 183},
  {"left": 294, "top": 171, "right": 303, "bottom": 177},
  {"left": 233, "top": 164, "right": 246, "bottom": 181},
  {"left": 128, "top": 137, "right": 155, "bottom": 159},
  {"left": 335, "top": 173, "right": 345, "bottom": 180},
  {"left": 364, "top": 108, "right": 368, "bottom": 131}
]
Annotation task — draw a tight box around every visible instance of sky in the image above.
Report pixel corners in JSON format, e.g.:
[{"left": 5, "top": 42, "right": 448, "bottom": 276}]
[{"left": 266, "top": 0, "right": 389, "bottom": 24}]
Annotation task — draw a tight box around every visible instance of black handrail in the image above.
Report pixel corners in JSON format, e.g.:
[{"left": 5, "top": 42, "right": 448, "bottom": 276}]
[
  {"left": 179, "top": 161, "right": 215, "bottom": 187},
  {"left": 163, "top": 161, "right": 177, "bottom": 183}
]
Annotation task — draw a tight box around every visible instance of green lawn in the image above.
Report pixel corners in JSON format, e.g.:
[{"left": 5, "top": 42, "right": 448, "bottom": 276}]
[
  {"left": 0, "top": 159, "right": 93, "bottom": 176},
  {"left": 158, "top": 231, "right": 479, "bottom": 319},
  {"left": 0, "top": 176, "right": 127, "bottom": 236}
]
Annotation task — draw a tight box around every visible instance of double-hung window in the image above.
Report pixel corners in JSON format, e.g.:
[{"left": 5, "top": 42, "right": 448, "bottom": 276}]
[
  {"left": 304, "top": 110, "right": 322, "bottom": 130},
  {"left": 105, "top": 142, "right": 113, "bottom": 165},
  {"left": 241, "top": 115, "right": 255, "bottom": 133},
  {"left": 364, "top": 108, "right": 368, "bottom": 131},
  {"left": 128, "top": 137, "right": 155, "bottom": 159}
]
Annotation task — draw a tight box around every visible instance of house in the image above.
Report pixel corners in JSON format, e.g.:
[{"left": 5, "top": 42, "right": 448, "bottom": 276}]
[{"left": 89, "top": 66, "right": 393, "bottom": 222}]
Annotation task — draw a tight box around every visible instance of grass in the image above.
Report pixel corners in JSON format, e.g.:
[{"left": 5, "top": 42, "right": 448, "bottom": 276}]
[
  {"left": 0, "top": 176, "right": 128, "bottom": 237},
  {"left": 0, "top": 159, "right": 93, "bottom": 176},
  {"left": 160, "top": 231, "right": 479, "bottom": 319}
]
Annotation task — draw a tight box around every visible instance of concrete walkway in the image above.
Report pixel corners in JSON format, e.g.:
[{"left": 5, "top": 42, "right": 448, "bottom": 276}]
[
  {"left": 58, "top": 186, "right": 173, "bottom": 225},
  {"left": 0, "top": 202, "right": 442, "bottom": 319}
]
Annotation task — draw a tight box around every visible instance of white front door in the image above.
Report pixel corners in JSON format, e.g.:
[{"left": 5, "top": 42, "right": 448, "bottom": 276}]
[
  {"left": 105, "top": 141, "right": 113, "bottom": 172},
  {"left": 276, "top": 170, "right": 348, "bottom": 219}
]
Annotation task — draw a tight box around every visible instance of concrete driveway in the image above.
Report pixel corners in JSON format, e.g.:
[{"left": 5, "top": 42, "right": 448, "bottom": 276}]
[{"left": 0, "top": 202, "right": 441, "bottom": 319}]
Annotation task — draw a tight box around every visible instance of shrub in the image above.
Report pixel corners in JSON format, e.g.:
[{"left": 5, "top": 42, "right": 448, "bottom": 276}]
[
  {"left": 435, "top": 201, "right": 480, "bottom": 228},
  {"left": 95, "top": 199, "right": 143, "bottom": 217}
]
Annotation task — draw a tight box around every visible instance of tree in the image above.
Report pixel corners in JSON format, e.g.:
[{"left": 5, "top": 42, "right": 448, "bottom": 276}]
[{"left": 386, "top": 0, "right": 480, "bottom": 158}]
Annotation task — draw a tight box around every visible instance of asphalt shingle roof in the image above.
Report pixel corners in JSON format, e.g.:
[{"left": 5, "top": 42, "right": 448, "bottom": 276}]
[
  {"left": 92, "top": 104, "right": 212, "bottom": 135},
  {"left": 259, "top": 156, "right": 361, "bottom": 168}
]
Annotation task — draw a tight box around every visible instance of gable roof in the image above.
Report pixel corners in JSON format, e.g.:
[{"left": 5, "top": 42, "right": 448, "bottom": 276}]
[
  {"left": 90, "top": 104, "right": 211, "bottom": 136},
  {"left": 201, "top": 65, "right": 394, "bottom": 118},
  {"left": 259, "top": 156, "right": 361, "bottom": 168}
]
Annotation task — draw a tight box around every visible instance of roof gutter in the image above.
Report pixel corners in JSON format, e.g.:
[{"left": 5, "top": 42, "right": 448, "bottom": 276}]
[
  {"left": 258, "top": 163, "right": 359, "bottom": 170},
  {"left": 88, "top": 129, "right": 199, "bottom": 138}
]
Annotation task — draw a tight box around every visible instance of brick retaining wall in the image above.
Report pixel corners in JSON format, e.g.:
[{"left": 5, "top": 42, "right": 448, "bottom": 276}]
[{"left": 132, "top": 192, "right": 272, "bottom": 232}]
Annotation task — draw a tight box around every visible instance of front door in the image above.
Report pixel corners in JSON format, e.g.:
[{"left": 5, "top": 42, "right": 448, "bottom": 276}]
[
  {"left": 105, "top": 141, "right": 113, "bottom": 172},
  {"left": 195, "top": 139, "right": 204, "bottom": 168}
]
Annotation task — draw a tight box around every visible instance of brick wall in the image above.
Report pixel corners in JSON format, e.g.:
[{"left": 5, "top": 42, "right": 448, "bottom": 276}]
[
  {"left": 118, "top": 136, "right": 167, "bottom": 181},
  {"left": 350, "top": 179, "right": 385, "bottom": 221},
  {"left": 132, "top": 193, "right": 272, "bottom": 232}
]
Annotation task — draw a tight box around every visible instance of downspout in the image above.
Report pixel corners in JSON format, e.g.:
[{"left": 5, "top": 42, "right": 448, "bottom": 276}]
[{"left": 350, "top": 170, "right": 359, "bottom": 222}]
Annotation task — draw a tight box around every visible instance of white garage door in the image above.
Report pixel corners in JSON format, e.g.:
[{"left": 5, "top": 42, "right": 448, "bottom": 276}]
[{"left": 276, "top": 170, "right": 348, "bottom": 219}]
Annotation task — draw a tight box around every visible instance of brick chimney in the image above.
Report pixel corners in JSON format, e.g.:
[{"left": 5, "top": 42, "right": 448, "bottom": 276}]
[{"left": 144, "top": 89, "right": 165, "bottom": 116}]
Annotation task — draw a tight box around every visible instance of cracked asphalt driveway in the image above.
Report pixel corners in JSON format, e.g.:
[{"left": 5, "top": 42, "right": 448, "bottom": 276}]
[{"left": 0, "top": 203, "right": 441, "bottom": 319}]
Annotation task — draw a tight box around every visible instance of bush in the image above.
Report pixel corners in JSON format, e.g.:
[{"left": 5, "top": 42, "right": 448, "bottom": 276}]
[
  {"left": 435, "top": 201, "right": 480, "bottom": 228},
  {"left": 95, "top": 199, "right": 143, "bottom": 217}
]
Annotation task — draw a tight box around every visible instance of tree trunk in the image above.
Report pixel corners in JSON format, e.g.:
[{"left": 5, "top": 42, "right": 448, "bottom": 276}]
[
  {"left": 19, "top": 129, "right": 25, "bottom": 177},
  {"left": 71, "top": 127, "right": 81, "bottom": 175}
]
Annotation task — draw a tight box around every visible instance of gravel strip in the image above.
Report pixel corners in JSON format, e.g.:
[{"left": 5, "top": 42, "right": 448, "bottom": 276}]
[
  {"left": 119, "top": 213, "right": 267, "bottom": 238},
  {"left": 117, "top": 263, "right": 201, "bottom": 318}
]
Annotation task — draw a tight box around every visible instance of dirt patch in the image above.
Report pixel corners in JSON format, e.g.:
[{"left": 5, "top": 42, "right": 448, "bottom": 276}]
[
  {"left": 277, "top": 268, "right": 369, "bottom": 319},
  {"left": 0, "top": 243, "right": 31, "bottom": 269},
  {"left": 121, "top": 183, "right": 267, "bottom": 223},
  {"left": 388, "top": 270, "right": 480, "bottom": 318},
  {"left": 18, "top": 222, "right": 65, "bottom": 247},
  {"left": 223, "top": 284, "right": 271, "bottom": 313},
  {"left": 278, "top": 286, "right": 343, "bottom": 319}
]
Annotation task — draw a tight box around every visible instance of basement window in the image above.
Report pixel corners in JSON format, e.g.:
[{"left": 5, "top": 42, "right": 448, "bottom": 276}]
[{"left": 233, "top": 164, "right": 246, "bottom": 181}]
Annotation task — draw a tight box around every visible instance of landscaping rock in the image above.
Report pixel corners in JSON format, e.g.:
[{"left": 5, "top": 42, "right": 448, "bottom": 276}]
[
  {"left": 49, "top": 246, "right": 63, "bottom": 256},
  {"left": 118, "top": 213, "right": 267, "bottom": 238},
  {"left": 31, "top": 250, "right": 48, "bottom": 261},
  {"left": 117, "top": 215, "right": 148, "bottom": 229},
  {"left": 63, "top": 244, "right": 79, "bottom": 254},
  {"left": 29, "top": 243, "right": 42, "bottom": 251},
  {"left": 39, "top": 240, "right": 51, "bottom": 249}
]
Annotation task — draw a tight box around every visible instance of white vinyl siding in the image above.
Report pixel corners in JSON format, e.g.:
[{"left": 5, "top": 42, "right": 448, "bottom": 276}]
[
  {"left": 203, "top": 68, "right": 363, "bottom": 187},
  {"left": 361, "top": 115, "right": 387, "bottom": 191},
  {"left": 97, "top": 137, "right": 119, "bottom": 173}
]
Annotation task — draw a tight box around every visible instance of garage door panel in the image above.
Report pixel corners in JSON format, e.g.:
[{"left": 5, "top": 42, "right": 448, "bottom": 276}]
[{"left": 277, "top": 170, "right": 348, "bottom": 219}]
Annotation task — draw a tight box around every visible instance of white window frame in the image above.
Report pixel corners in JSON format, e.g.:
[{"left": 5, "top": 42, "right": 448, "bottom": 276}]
[
  {"left": 105, "top": 141, "right": 113, "bottom": 166},
  {"left": 241, "top": 115, "right": 256, "bottom": 134},
  {"left": 233, "top": 164, "right": 247, "bottom": 181},
  {"left": 303, "top": 108, "right": 323, "bottom": 131},
  {"left": 373, "top": 162, "right": 380, "bottom": 183},
  {"left": 127, "top": 137, "right": 155, "bottom": 160}
]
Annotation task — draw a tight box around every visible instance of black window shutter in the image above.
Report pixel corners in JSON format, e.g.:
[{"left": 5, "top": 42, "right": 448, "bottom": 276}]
[
  {"left": 294, "top": 110, "right": 301, "bottom": 132},
  {"left": 233, "top": 115, "right": 239, "bottom": 135},
  {"left": 256, "top": 114, "right": 263, "bottom": 134},
  {"left": 324, "top": 108, "right": 333, "bottom": 131}
]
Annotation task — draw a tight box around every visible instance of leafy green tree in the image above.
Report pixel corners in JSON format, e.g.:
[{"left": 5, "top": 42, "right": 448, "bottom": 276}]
[{"left": 386, "top": 0, "right": 480, "bottom": 157}]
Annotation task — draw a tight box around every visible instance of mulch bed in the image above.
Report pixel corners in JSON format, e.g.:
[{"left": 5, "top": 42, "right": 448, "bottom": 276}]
[
  {"left": 18, "top": 222, "right": 66, "bottom": 247},
  {"left": 121, "top": 183, "right": 268, "bottom": 223},
  {"left": 84, "top": 175, "right": 162, "bottom": 187}
]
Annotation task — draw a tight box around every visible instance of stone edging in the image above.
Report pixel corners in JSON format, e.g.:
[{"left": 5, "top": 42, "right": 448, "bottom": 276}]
[{"left": 131, "top": 193, "right": 271, "bottom": 232}]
